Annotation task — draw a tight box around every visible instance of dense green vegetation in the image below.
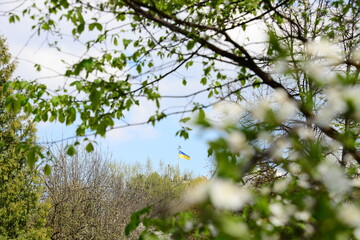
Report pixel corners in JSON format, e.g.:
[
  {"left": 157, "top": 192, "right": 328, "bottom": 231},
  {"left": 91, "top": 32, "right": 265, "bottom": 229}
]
[{"left": 0, "top": 37, "right": 48, "bottom": 239}]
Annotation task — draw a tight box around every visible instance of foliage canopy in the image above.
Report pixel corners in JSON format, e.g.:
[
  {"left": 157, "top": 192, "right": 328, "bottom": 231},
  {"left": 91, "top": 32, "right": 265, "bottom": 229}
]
[{"left": 0, "top": 36, "right": 49, "bottom": 239}]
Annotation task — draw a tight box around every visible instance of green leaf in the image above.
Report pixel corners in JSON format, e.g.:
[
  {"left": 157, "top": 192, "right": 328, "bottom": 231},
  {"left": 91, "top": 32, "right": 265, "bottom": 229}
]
[
  {"left": 180, "top": 117, "right": 191, "bottom": 123},
  {"left": 77, "top": 23, "right": 85, "bottom": 34},
  {"left": 44, "top": 164, "right": 52, "bottom": 176},
  {"left": 89, "top": 22, "right": 103, "bottom": 31},
  {"left": 136, "top": 64, "right": 142, "bottom": 73},
  {"left": 89, "top": 90, "right": 101, "bottom": 110},
  {"left": 125, "top": 206, "right": 151, "bottom": 236},
  {"left": 66, "top": 107, "right": 76, "bottom": 125},
  {"left": 5, "top": 96, "right": 21, "bottom": 114},
  {"left": 26, "top": 149, "right": 37, "bottom": 168},
  {"left": 34, "top": 64, "right": 42, "bottom": 71},
  {"left": 42, "top": 23, "right": 50, "bottom": 30},
  {"left": 67, "top": 145, "right": 76, "bottom": 156},
  {"left": 123, "top": 39, "right": 132, "bottom": 49},
  {"left": 113, "top": 37, "right": 118, "bottom": 46},
  {"left": 186, "top": 40, "right": 195, "bottom": 50},
  {"left": 86, "top": 142, "right": 94, "bottom": 152},
  {"left": 200, "top": 77, "right": 207, "bottom": 85},
  {"left": 185, "top": 60, "right": 193, "bottom": 69}
]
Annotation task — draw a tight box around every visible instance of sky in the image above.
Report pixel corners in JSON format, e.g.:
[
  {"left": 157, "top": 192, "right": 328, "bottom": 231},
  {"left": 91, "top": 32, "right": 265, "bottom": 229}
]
[
  {"left": 0, "top": 2, "right": 267, "bottom": 178},
  {"left": 0, "top": 4, "right": 217, "bottom": 177}
]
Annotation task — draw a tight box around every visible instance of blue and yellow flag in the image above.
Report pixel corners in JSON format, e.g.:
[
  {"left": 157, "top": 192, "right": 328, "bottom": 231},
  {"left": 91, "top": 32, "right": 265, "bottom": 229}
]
[{"left": 178, "top": 151, "right": 190, "bottom": 160}]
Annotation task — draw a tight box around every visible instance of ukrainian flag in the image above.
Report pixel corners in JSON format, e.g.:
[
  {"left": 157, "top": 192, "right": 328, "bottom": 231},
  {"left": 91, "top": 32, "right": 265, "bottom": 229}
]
[{"left": 178, "top": 151, "right": 190, "bottom": 160}]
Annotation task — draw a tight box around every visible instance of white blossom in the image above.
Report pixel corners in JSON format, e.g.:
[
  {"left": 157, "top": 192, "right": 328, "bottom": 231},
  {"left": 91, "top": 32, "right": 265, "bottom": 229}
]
[
  {"left": 294, "top": 211, "right": 311, "bottom": 222},
  {"left": 260, "top": 186, "right": 271, "bottom": 195},
  {"left": 355, "top": 228, "right": 360, "bottom": 240},
  {"left": 184, "top": 221, "right": 193, "bottom": 232},
  {"left": 317, "top": 160, "right": 352, "bottom": 196},
  {"left": 298, "top": 173, "right": 310, "bottom": 189},
  {"left": 183, "top": 181, "right": 209, "bottom": 206},
  {"left": 273, "top": 177, "right": 292, "bottom": 194},
  {"left": 316, "top": 87, "right": 347, "bottom": 127},
  {"left": 316, "top": 86, "right": 360, "bottom": 127},
  {"left": 306, "top": 39, "right": 342, "bottom": 64},
  {"left": 183, "top": 178, "right": 252, "bottom": 212},
  {"left": 337, "top": 204, "right": 360, "bottom": 227},
  {"left": 269, "top": 203, "right": 292, "bottom": 226},
  {"left": 277, "top": 100, "right": 297, "bottom": 122},
  {"left": 252, "top": 100, "right": 270, "bottom": 121},
  {"left": 212, "top": 101, "right": 243, "bottom": 127},
  {"left": 227, "top": 131, "right": 246, "bottom": 153},
  {"left": 270, "top": 138, "right": 290, "bottom": 160},
  {"left": 258, "top": 131, "right": 273, "bottom": 144},
  {"left": 208, "top": 178, "right": 252, "bottom": 211},
  {"left": 306, "top": 62, "right": 336, "bottom": 84},
  {"left": 208, "top": 223, "right": 218, "bottom": 237},
  {"left": 227, "top": 131, "right": 254, "bottom": 157},
  {"left": 296, "top": 126, "right": 315, "bottom": 140},
  {"left": 351, "top": 49, "right": 360, "bottom": 65},
  {"left": 304, "top": 224, "right": 315, "bottom": 237},
  {"left": 271, "top": 60, "right": 288, "bottom": 74},
  {"left": 288, "top": 163, "right": 301, "bottom": 175},
  {"left": 273, "top": 89, "right": 298, "bottom": 122},
  {"left": 352, "top": 178, "right": 360, "bottom": 188}
]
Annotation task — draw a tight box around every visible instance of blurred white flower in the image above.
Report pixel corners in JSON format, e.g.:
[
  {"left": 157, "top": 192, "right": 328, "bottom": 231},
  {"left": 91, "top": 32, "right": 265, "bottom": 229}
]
[
  {"left": 316, "top": 87, "right": 347, "bottom": 127},
  {"left": 269, "top": 203, "right": 291, "bottom": 226},
  {"left": 271, "top": 60, "right": 288, "bottom": 74},
  {"left": 183, "top": 178, "right": 252, "bottom": 212},
  {"left": 251, "top": 89, "right": 297, "bottom": 123},
  {"left": 306, "top": 39, "right": 342, "bottom": 64},
  {"left": 273, "top": 88, "right": 289, "bottom": 103},
  {"left": 277, "top": 100, "right": 297, "bottom": 122},
  {"left": 270, "top": 138, "right": 290, "bottom": 160},
  {"left": 208, "top": 223, "right": 218, "bottom": 237},
  {"left": 306, "top": 62, "right": 336, "bottom": 84},
  {"left": 294, "top": 211, "right": 311, "bottom": 221},
  {"left": 260, "top": 186, "right": 271, "bottom": 195},
  {"left": 355, "top": 228, "right": 360, "bottom": 240},
  {"left": 183, "top": 181, "right": 209, "bottom": 206},
  {"left": 227, "top": 131, "right": 255, "bottom": 158},
  {"left": 209, "top": 178, "right": 252, "bottom": 211},
  {"left": 298, "top": 173, "right": 310, "bottom": 189},
  {"left": 337, "top": 204, "right": 360, "bottom": 227},
  {"left": 343, "top": 86, "right": 360, "bottom": 120},
  {"left": 252, "top": 100, "right": 270, "bottom": 121},
  {"left": 304, "top": 224, "right": 315, "bottom": 237},
  {"left": 258, "top": 131, "right": 273, "bottom": 144},
  {"left": 351, "top": 49, "right": 360, "bottom": 65},
  {"left": 352, "top": 178, "right": 360, "bottom": 188},
  {"left": 316, "top": 86, "right": 360, "bottom": 127},
  {"left": 212, "top": 101, "right": 243, "bottom": 127},
  {"left": 184, "top": 221, "right": 193, "bottom": 232},
  {"left": 317, "top": 160, "right": 352, "bottom": 196},
  {"left": 273, "top": 177, "right": 292, "bottom": 194},
  {"left": 288, "top": 163, "right": 301, "bottom": 175},
  {"left": 296, "top": 126, "right": 315, "bottom": 140},
  {"left": 227, "top": 131, "right": 246, "bottom": 153}
]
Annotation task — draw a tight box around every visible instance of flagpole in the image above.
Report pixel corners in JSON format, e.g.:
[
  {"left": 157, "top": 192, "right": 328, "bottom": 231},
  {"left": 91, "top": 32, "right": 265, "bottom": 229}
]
[{"left": 177, "top": 146, "right": 181, "bottom": 175}]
